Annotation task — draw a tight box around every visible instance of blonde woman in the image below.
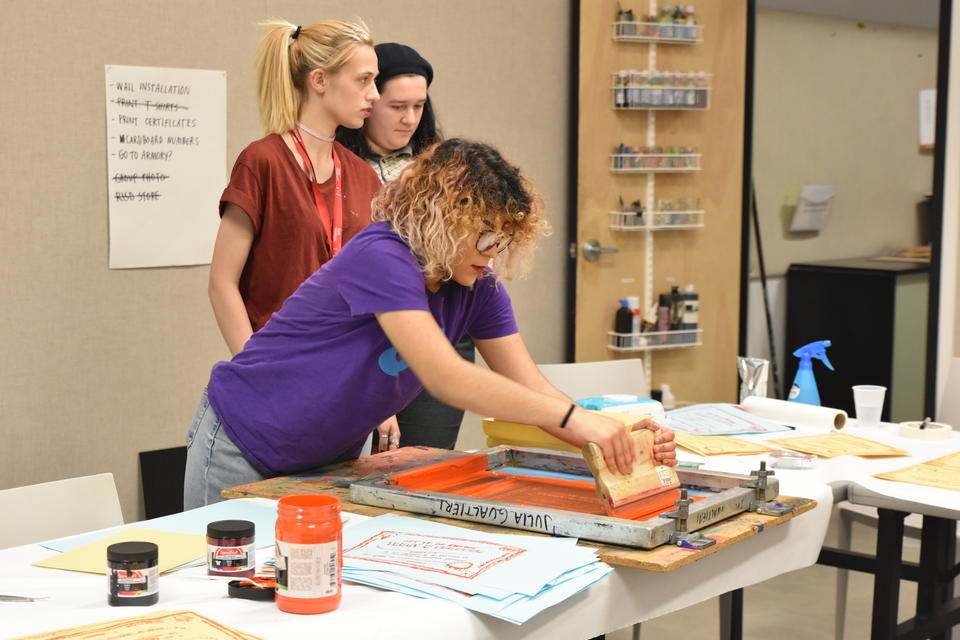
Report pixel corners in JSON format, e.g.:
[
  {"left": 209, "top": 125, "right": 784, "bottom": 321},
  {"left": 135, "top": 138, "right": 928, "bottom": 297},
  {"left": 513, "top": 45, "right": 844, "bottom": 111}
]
[
  {"left": 209, "top": 19, "right": 382, "bottom": 356},
  {"left": 185, "top": 139, "right": 677, "bottom": 508}
]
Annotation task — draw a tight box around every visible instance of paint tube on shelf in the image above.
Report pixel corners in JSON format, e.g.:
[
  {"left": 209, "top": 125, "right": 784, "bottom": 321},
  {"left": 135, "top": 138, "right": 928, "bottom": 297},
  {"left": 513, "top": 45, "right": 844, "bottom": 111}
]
[{"left": 680, "top": 284, "right": 699, "bottom": 343}]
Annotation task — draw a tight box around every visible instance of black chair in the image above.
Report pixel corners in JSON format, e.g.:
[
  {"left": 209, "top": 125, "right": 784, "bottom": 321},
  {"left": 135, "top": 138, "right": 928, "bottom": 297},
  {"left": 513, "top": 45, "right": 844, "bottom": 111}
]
[{"left": 139, "top": 446, "right": 187, "bottom": 519}]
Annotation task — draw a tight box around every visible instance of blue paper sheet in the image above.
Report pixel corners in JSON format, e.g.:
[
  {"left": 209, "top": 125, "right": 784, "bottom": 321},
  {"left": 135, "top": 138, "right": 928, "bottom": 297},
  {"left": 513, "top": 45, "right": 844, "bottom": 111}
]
[
  {"left": 40, "top": 499, "right": 281, "bottom": 552},
  {"left": 340, "top": 512, "right": 613, "bottom": 624}
]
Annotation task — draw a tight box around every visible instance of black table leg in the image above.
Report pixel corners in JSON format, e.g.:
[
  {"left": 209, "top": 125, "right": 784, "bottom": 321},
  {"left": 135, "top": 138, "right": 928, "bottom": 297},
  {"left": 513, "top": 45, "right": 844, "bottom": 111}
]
[
  {"left": 719, "top": 588, "right": 743, "bottom": 640},
  {"left": 916, "top": 516, "right": 957, "bottom": 640},
  {"left": 871, "top": 508, "right": 906, "bottom": 639}
]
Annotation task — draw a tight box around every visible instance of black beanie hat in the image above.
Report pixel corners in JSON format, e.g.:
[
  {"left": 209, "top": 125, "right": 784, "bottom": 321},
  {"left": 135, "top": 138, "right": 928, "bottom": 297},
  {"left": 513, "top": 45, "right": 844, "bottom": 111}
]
[{"left": 374, "top": 43, "right": 434, "bottom": 90}]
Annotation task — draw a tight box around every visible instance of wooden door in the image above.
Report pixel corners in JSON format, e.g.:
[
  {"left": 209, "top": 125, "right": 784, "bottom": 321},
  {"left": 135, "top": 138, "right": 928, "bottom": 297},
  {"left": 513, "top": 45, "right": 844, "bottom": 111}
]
[{"left": 575, "top": 0, "right": 747, "bottom": 403}]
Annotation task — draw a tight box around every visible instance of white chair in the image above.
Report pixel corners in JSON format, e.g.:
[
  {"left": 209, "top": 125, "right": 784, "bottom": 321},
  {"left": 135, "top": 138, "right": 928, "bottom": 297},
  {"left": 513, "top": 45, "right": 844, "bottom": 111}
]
[
  {"left": 0, "top": 473, "right": 124, "bottom": 549},
  {"left": 537, "top": 358, "right": 649, "bottom": 400}
]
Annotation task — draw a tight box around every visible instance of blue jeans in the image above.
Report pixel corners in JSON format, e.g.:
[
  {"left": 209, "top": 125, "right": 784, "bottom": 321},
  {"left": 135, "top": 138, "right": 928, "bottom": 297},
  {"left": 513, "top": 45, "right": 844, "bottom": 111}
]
[{"left": 183, "top": 388, "right": 266, "bottom": 510}]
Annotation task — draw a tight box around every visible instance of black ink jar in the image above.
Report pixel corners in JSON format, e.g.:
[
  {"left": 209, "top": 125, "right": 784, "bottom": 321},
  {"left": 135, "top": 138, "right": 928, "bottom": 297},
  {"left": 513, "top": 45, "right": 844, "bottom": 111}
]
[
  {"left": 207, "top": 519, "right": 256, "bottom": 577},
  {"left": 107, "top": 541, "right": 159, "bottom": 606}
]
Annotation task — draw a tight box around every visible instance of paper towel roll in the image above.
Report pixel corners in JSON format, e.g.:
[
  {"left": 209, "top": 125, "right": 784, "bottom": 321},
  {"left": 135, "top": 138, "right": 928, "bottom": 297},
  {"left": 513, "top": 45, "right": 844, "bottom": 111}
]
[
  {"left": 741, "top": 396, "right": 847, "bottom": 431},
  {"left": 898, "top": 420, "right": 953, "bottom": 440}
]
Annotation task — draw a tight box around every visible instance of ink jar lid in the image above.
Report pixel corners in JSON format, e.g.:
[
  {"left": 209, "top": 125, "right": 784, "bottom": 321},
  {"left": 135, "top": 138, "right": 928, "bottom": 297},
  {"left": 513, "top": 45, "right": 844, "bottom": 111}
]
[
  {"left": 207, "top": 520, "right": 255, "bottom": 540},
  {"left": 107, "top": 541, "right": 158, "bottom": 563}
]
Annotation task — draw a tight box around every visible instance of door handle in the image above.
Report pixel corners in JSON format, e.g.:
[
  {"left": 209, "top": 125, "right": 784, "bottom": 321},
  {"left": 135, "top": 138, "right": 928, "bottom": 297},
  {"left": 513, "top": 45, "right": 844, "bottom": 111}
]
[{"left": 582, "top": 239, "right": 619, "bottom": 262}]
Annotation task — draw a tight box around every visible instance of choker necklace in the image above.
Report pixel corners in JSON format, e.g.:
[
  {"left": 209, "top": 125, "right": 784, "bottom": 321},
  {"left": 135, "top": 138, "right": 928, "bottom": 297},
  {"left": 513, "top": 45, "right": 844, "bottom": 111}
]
[{"left": 297, "top": 121, "right": 335, "bottom": 143}]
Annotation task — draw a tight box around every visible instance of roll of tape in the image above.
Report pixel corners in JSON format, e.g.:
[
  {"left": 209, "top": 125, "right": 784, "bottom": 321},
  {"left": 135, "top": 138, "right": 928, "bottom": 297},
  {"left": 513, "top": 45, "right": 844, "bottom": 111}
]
[{"left": 898, "top": 421, "right": 953, "bottom": 440}]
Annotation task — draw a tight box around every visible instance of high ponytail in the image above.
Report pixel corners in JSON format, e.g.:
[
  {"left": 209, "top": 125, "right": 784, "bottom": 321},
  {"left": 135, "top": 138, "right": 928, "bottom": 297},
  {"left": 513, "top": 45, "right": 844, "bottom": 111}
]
[{"left": 253, "top": 18, "right": 373, "bottom": 135}]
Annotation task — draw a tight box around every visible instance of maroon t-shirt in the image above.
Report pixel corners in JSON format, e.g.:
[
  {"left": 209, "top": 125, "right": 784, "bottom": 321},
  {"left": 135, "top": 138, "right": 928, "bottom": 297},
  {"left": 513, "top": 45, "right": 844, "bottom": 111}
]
[{"left": 220, "top": 134, "right": 381, "bottom": 331}]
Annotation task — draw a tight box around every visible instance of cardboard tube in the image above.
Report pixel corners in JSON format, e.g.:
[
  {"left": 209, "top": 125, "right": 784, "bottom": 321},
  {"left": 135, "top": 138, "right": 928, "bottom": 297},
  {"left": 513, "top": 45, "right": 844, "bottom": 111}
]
[{"left": 741, "top": 396, "right": 847, "bottom": 431}]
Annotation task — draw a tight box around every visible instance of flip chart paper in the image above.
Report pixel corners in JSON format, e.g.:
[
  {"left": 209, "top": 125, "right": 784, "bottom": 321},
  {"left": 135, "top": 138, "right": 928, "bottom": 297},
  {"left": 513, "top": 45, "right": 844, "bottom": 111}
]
[{"left": 105, "top": 64, "right": 225, "bottom": 268}]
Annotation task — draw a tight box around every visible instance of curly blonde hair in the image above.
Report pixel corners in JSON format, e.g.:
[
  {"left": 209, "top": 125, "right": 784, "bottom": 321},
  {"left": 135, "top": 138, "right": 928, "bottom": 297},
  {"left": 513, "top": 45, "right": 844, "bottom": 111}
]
[{"left": 371, "top": 139, "right": 549, "bottom": 281}]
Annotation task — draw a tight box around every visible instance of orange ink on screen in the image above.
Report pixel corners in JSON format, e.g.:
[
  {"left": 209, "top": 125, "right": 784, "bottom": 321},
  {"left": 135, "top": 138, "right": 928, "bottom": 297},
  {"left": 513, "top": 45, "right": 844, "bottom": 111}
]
[{"left": 388, "top": 455, "right": 696, "bottom": 521}]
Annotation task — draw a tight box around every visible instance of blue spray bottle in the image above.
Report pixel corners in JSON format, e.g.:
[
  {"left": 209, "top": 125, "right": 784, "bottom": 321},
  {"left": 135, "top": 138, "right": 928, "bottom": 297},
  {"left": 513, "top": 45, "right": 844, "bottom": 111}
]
[{"left": 788, "top": 340, "right": 834, "bottom": 406}]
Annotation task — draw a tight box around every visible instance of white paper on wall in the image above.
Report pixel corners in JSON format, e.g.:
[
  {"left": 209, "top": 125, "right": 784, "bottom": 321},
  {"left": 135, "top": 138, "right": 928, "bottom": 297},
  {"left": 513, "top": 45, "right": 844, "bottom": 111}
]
[
  {"left": 105, "top": 65, "right": 226, "bottom": 269},
  {"left": 790, "top": 183, "right": 835, "bottom": 232},
  {"left": 919, "top": 88, "right": 936, "bottom": 147}
]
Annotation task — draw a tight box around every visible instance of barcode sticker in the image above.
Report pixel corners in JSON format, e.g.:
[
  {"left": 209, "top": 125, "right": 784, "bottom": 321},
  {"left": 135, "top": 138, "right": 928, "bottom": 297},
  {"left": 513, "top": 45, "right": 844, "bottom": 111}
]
[{"left": 275, "top": 540, "right": 339, "bottom": 599}]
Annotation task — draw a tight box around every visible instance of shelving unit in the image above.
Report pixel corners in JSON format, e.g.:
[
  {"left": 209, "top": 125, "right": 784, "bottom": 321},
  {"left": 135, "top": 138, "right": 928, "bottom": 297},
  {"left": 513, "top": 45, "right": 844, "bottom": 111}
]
[
  {"left": 576, "top": 0, "right": 746, "bottom": 405},
  {"left": 612, "top": 20, "right": 703, "bottom": 44},
  {"left": 606, "top": 6, "right": 705, "bottom": 364},
  {"left": 608, "top": 210, "right": 705, "bottom": 231},
  {"left": 611, "top": 71, "right": 711, "bottom": 110},
  {"left": 608, "top": 328, "right": 703, "bottom": 352},
  {"left": 610, "top": 151, "right": 701, "bottom": 172}
]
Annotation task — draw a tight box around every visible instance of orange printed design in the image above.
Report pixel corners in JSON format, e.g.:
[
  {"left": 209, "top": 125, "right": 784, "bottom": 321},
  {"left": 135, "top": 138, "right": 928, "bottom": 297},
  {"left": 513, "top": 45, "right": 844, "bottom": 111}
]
[{"left": 344, "top": 530, "right": 526, "bottom": 578}]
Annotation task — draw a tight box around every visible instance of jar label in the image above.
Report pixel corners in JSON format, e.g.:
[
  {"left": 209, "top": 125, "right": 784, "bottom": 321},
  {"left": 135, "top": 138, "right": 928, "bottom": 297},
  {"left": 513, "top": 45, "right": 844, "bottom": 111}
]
[
  {"left": 208, "top": 542, "right": 255, "bottom": 571},
  {"left": 275, "top": 540, "right": 339, "bottom": 599},
  {"left": 108, "top": 566, "right": 159, "bottom": 597}
]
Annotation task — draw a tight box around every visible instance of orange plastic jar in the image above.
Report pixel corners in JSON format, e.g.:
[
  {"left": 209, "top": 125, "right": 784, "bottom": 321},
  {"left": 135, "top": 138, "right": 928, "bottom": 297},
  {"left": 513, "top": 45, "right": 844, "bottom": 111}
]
[{"left": 274, "top": 494, "right": 342, "bottom": 614}]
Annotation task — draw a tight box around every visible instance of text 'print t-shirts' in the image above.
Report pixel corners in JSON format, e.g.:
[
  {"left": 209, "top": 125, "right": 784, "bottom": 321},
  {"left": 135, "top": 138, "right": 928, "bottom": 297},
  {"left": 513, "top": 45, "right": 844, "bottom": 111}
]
[
  {"left": 206, "top": 222, "right": 518, "bottom": 476},
  {"left": 220, "top": 135, "right": 382, "bottom": 330}
]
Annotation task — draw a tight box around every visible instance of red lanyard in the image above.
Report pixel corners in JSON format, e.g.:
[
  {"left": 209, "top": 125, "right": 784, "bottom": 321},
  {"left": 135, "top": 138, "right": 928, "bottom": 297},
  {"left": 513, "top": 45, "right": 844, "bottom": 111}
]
[{"left": 290, "top": 128, "right": 344, "bottom": 255}]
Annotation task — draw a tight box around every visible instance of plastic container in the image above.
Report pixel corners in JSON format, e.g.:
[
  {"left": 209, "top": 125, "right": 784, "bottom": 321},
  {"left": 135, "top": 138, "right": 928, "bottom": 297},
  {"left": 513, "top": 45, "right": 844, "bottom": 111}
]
[
  {"left": 107, "top": 541, "right": 159, "bottom": 606},
  {"left": 275, "top": 494, "right": 342, "bottom": 614},
  {"left": 788, "top": 340, "right": 835, "bottom": 406},
  {"left": 207, "top": 520, "right": 255, "bottom": 577},
  {"left": 769, "top": 451, "right": 816, "bottom": 470}
]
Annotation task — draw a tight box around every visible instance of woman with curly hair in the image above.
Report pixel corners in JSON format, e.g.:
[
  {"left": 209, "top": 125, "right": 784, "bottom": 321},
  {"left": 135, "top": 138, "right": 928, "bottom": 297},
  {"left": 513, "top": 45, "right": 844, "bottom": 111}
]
[{"left": 184, "top": 139, "right": 676, "bottom": 508}]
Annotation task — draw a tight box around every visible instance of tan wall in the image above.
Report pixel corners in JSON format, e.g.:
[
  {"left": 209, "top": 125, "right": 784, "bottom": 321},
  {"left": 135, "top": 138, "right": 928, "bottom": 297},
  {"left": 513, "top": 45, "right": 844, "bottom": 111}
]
[
  {"left": 753, "top": 10, "right": 938, "bottom": 277},
  {"left": 0, "top": 0, "right": 569, "bottom": 520}
]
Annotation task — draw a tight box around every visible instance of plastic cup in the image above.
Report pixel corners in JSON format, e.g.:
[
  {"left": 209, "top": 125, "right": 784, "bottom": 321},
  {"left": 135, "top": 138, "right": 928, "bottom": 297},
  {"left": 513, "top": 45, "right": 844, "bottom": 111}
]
[{"left": 852, "top": 385, "right": 886, "bottom": 426}]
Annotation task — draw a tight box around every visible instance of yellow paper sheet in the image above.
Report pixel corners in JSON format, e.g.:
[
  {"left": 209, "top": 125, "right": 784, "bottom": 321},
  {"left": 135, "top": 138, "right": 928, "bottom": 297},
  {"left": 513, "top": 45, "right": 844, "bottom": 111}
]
[
  {"left": 11, "top": 610, "right": 263, "bottom": 640},
  {"left": 927, "top": 451, "right": 960, "bottom": 469},
  {"left": 875, "top": 452, "right": 960, "bottom": 491},
  {"left": 765, "top": 433, "right": 908, "bottom": 458},
  {"left": 32, "top": 527, "right": 205, "bottom": 574},
  {"left": 674, "top": 432, "right": 778, "bottom": 456}
]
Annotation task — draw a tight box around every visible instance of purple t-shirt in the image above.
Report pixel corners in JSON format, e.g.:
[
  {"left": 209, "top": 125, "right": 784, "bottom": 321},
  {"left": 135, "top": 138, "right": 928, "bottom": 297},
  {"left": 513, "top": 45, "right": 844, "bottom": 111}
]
[{"left": 206, "top": 222, "right": 518, "bottom": 476}]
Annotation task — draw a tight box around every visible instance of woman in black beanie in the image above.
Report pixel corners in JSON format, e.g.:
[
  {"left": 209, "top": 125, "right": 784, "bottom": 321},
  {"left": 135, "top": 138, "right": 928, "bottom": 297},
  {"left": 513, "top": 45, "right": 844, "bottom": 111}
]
[
  {"left": 337, "top": 43, "right": 474, "bottom": 453},
  {"left": 336, "top": 42, "right": 441, "bottom": 181}
]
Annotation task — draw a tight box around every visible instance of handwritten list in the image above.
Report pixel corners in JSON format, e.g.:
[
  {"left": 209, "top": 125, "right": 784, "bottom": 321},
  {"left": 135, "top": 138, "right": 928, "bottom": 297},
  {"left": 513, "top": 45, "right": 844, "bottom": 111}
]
[{"left": 105, "top": 65, "right": 225, "bottom": 268}]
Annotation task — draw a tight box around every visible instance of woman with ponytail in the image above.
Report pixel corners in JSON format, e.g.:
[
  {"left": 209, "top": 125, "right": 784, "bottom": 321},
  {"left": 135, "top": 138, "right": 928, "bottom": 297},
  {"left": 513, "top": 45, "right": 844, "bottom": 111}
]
[{"left": 209, "top": 19, "right": 382, "bottom": 356}]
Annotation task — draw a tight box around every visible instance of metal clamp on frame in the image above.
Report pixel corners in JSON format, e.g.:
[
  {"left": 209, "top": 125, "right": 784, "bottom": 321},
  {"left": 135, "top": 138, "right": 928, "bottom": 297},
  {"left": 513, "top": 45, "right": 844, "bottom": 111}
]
[
  {"left": 664, "top": 488, "right": 716, "bottom": 550},
  {"left": 741, "top": 461, "right": 795, "bottom": 516}
]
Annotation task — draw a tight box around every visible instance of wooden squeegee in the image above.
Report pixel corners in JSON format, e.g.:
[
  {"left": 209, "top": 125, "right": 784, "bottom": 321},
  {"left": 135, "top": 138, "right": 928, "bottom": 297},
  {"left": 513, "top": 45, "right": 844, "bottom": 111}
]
[{"left": 582, "top": 429, "right": 681, "bottom": 517}]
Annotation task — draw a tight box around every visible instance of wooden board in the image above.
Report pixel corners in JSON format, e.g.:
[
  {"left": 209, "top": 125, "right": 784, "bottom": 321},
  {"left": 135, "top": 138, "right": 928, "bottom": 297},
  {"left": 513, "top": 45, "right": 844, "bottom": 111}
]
[{"left": 223, "top": 447, "right": 816, "bottom": 572}]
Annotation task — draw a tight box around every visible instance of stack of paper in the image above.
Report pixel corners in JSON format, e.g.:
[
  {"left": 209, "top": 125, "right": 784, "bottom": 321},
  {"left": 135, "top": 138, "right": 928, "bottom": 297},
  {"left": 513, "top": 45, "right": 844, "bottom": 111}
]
[
  {"left": 666, "top": 403, "right": 792, "bottom": 435},
  {"left": 342, "top": 514, "right": 611, "bottom": 625}
]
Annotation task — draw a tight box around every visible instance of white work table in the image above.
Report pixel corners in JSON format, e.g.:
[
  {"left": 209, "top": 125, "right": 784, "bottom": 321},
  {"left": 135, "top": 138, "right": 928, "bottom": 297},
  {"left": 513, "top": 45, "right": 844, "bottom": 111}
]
[
  {"left": 674, "top": 420, "right": 960, "bottom": 639},
  {"left": 1, "top": 477, "right": 833, "bottom": 640}
]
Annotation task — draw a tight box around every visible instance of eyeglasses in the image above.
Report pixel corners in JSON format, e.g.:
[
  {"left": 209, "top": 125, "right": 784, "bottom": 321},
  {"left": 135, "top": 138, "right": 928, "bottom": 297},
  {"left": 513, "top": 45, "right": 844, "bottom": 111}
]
[{"left": 476, "top": 229, "right": 513, "bottom": 254}]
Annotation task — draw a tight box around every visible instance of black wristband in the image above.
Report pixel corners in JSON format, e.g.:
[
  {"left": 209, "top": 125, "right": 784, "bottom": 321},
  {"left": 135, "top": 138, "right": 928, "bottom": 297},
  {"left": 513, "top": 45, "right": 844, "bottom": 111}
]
[{"left": 559, "top": 403, "right": 576, "bottom": 429}]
